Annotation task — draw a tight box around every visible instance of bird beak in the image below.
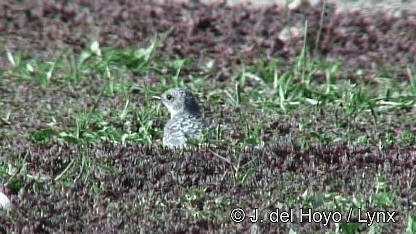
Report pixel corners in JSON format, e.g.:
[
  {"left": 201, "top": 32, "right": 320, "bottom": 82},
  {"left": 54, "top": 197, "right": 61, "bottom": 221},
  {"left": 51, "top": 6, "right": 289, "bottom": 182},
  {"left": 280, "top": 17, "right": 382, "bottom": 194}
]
[{"left": 152, "top": 95, "right": 161, "bottom": 101}]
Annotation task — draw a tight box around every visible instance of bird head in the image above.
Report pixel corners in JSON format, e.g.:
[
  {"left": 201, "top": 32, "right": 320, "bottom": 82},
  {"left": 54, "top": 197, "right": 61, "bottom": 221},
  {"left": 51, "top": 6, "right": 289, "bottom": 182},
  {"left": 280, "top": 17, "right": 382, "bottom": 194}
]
[{"left": 153, "top": 88, "right": 202, "bottom": 117}]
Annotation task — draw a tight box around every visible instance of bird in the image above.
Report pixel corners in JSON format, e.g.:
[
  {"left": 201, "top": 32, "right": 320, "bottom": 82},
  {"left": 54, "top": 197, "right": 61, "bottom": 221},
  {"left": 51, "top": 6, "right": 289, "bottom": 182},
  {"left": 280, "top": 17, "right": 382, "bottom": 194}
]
[{"left": 153, "top": 88, "right": 208, "bottom": 148}]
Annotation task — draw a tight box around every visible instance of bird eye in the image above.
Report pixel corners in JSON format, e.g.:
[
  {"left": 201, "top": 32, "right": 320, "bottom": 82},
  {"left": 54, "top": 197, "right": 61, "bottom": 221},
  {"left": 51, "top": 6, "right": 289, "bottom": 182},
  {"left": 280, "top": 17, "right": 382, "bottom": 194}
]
[{"left": 166, "top": 94, "right": 173, "bottom": 100}]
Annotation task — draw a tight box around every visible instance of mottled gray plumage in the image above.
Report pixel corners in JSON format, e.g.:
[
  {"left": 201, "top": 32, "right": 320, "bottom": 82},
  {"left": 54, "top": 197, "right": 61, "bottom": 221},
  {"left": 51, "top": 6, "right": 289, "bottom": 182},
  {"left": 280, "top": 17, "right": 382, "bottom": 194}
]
[{"left": 155, "top": 88, "right": 207, "bottom": 148}]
